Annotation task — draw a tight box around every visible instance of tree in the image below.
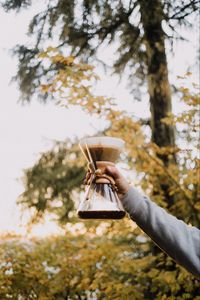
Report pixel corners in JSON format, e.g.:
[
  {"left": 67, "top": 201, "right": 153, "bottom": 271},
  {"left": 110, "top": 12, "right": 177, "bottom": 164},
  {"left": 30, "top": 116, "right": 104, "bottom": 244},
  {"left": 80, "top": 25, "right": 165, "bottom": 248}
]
[
  {"left": 19, "top": 65, "right": 200, "bottom": 223},
  {"left": 2, "top": 0, "right": 199, "bottom": 215},
  {"left": 1, "top": 0, "right": 199, "bottom": 155},
  {"left": 0, "top": 186, "right": 199, "bottom": 300},
  {"left": 18, "top": 140, "right": 86, "bottom": 224},
  {"left": 16, "top": 70, "right": 200, "bottom": 299},
  {"left": 1, "top": 1, "right": 199, "bottom": 297}
]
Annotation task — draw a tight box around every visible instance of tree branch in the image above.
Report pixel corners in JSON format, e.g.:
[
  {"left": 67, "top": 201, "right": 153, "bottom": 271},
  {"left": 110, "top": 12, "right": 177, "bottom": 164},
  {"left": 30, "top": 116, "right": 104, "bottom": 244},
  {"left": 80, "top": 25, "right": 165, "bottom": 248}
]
[
  {"left": 169, "top": 1, "right": 199, "bottom": 20},
  {"left": 75, "top": 4, "right": 136, "bottom": 56}
]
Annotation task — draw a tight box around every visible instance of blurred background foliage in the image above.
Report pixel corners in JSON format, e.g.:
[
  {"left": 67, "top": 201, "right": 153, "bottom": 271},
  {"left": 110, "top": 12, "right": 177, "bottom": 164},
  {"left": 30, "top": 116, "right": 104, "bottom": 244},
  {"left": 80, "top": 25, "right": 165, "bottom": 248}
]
[
  {"left": 1, "top": 63, "right": 199, "bottom": 299},
  {"left": 0, "top": 0, "right": 200, "bottom": 299},
  {"left": 18, "top": 140, "right": 86, "bottom": 225}
]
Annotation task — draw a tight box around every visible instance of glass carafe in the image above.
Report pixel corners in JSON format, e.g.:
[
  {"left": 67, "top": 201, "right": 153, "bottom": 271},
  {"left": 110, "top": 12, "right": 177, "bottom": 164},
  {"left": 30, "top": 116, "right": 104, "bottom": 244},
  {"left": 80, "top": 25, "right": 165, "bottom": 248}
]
[{"left": 77, "top": 136, "right": 126, "bottom": 219}]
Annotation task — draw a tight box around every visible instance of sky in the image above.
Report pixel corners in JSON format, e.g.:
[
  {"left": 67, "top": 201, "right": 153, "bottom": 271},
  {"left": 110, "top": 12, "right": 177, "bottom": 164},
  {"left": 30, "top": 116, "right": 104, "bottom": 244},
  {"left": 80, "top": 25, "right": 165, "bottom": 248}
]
[{"left": 0, "top": 5, "right": 199, "bottom": 236}]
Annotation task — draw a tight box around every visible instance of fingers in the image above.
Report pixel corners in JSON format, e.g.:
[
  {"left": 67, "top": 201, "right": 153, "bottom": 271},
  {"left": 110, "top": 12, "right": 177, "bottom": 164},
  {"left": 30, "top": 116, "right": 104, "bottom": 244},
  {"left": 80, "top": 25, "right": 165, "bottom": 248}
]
[
  {"left": 96, "top": 161, "right": 121, "bottom": 180},
  {"left": 106, "top": 165, "right": 121, "bottom": 180}
]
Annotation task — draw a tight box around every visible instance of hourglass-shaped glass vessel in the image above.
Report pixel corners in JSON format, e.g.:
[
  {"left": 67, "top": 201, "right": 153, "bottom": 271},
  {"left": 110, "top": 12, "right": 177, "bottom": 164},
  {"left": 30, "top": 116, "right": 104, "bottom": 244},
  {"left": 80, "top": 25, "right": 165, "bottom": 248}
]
[{"left": 77, "top": 136, "right": 126, "bottom": 219}]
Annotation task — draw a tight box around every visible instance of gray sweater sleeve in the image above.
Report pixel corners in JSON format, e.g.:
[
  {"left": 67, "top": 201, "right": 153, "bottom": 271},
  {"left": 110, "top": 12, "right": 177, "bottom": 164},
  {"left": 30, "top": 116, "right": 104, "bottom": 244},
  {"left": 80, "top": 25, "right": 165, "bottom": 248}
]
[{"left": 122, "top": 187, "right": 200, "bottom": 278}]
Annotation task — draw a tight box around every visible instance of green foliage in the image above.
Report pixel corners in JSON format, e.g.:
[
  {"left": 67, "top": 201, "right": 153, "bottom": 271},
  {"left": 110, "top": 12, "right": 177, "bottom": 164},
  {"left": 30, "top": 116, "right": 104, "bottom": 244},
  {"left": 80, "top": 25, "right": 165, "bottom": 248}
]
[
  {"left": 18, "top": 141, "right": 86, "bottom": 224},
  {"left": 15, "top": 73, "right": 200, "bottom": 298},
  {"left": 0, "top": 232, "right": 199, "bottom": 300},
  {"left": 38, "top": 48, "right": 112, "bottom": 114},
  {"left": 14, "top": 70, "right": 200, "bottom": 299},
  {"left": 1, "top": 0, "right": 31, "bottom": 11},
  {"left": 2, "top": 0, "right": 199, "bottom": 101},
  {"left": 1, "top": 1, "right": 199, "bottom": 296}
]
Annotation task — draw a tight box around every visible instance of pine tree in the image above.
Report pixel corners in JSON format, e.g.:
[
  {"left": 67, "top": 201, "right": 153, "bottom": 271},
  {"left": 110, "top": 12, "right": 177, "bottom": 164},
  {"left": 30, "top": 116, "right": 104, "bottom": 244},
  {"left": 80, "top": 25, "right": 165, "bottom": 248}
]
[
  {"left": 2, "top": 0, "right": 199, "bottom": 156},
  {"left": 2, "top": 2, "right": 199, "bottom": 295}
]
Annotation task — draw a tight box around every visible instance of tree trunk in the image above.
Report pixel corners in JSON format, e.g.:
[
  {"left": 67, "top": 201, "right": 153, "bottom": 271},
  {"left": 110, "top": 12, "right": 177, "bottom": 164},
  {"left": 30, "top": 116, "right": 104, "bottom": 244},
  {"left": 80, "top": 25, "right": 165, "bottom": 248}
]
[
  {"left": 139, "top": 0, "right": 177, "bottom": 214},
  {"left": 139, "top": 0, "right": 175, "bottom": 164}
]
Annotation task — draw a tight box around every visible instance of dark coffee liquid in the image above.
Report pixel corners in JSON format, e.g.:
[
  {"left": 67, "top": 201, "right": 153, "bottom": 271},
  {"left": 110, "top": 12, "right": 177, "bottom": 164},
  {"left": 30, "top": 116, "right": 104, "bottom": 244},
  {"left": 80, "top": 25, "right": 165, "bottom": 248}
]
[
  {"left": 78, "top": 210, "right": 126, "bottom": 219},
  {"left": 83, "top": 145, "right": 120, "bottom": 162},
  {"left": 78, "top": 183, "right": 125, "bottom": 220}
]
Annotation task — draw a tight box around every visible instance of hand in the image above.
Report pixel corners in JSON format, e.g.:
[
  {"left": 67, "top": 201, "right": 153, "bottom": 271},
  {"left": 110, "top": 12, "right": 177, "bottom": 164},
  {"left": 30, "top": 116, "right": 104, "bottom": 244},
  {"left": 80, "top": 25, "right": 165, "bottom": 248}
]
[{"left": 96, "top": 161, "right": 130, "bottom": 200}]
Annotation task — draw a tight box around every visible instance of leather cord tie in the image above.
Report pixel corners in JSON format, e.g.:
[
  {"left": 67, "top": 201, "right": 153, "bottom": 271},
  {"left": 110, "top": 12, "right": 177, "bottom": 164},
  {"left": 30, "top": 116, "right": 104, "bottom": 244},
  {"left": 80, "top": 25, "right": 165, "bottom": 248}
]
[{"left": 85, "top": 164, "right": 118, "bottom": 192}]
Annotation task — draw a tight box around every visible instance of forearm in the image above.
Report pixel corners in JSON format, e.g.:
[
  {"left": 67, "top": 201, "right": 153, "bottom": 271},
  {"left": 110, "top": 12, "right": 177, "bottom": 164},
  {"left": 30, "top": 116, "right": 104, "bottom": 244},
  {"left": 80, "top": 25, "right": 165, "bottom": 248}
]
[{"left": 122, "top": 187, "right": 200, "bottom": 278}]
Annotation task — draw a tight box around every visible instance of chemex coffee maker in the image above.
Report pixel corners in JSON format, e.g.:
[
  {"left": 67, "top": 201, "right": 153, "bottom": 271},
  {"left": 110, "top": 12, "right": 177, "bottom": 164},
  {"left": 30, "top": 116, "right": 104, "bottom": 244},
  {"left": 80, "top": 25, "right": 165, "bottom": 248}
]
[{"left": 77, "top": 136, "right": 126, "bottom": 219}]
